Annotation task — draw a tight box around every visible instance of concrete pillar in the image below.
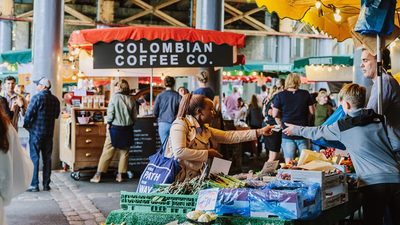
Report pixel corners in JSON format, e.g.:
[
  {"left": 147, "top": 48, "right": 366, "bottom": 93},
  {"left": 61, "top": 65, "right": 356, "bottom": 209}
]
[
  {"left": 353, "top": 48, "right": 373, "bottom": 100},
  {"left": 97, "top": 0, "right": 114, "bottom": 28},
  {"left": 0, "top": 0, "right": 13, "bottom": 53},
  {"left": 32, "top": 0, "right": 64, "bottom": 169},
  {"left": 390, "top": 40, "right": 400, "bottom": 75},
  {"left": 191, "top": 0, "right": 224, "bottom": 96},
  {"left": 318, "top": 39, "right": 333, "bottom": 56},
  {"left": 14, "top": 22, "right": 30, "bottom": 50},
  {"left": 277, "top": 36, "right": 291, "bottom": 64}
]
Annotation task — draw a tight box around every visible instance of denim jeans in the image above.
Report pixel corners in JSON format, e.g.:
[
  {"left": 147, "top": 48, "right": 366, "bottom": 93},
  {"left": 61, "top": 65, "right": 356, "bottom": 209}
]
[
  {"left": 281, "top": 138, "right": 309, "bottom": 159},
  {"left": 158, "top": 122, "right": 172, "bottom": 144},
  {"left": 29, "top": 135, "right": 53, "bottom": 188}
]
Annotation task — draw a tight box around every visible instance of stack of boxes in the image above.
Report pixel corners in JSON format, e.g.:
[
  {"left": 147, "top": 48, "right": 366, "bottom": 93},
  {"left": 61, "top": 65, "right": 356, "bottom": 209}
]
[{"left": 277, "top": 169, "right": 348, "bottom": 210}]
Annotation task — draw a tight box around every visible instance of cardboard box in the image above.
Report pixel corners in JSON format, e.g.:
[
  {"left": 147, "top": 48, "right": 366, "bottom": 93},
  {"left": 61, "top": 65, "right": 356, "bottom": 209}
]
[
  {"left": 277, "top": 169, "right": 348, "bottom": 210},
  {"left": 249, "top": 185, "right": 321, "bottom": 219}
]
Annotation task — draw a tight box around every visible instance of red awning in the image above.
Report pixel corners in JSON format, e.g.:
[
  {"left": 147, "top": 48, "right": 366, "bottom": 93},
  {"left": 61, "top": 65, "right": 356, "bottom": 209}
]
[{"left": 68, "top": 26, "right": 246, "bottom": 50}]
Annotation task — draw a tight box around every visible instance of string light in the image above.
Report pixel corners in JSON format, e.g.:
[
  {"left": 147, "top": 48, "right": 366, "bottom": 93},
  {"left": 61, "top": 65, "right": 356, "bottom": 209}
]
[
  {"left": 332, "top": 6, "right": 341, "bottom": 22},
  {"left": 315, "top": 0, "right": 322, "bottom": 9}
]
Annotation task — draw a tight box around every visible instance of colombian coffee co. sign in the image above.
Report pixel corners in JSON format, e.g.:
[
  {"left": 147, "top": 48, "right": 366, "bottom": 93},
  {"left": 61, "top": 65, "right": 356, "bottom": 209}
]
[{"left": 93, "top": 39, "right": 233, "bottom": 69}]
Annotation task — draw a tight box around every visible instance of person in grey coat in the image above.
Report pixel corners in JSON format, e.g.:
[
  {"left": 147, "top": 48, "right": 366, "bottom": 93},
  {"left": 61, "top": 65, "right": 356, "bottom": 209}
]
[{"left": 283, "top": 83, "right": 400, "bottom": 225}]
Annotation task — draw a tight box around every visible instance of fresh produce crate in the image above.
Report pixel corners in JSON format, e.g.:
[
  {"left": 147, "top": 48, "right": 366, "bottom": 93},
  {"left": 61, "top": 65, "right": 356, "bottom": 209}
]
[{"left": 120, "top": 191, "right": 198, "bottom": 214}]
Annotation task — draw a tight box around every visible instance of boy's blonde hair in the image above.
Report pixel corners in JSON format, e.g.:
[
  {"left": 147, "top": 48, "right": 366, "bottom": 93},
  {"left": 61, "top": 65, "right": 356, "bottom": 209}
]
[
  {"left": 338, "top": 83, "right": 366, "bottom": 109},
  {"left": 285, "top": 73, "right": 301, "bottom": 89}
]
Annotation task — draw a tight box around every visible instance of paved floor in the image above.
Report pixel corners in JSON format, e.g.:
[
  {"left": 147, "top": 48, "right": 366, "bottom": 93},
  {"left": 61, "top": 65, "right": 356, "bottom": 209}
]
[
  {"left": 5, "top": 171, "right": 138, "bottom": 225},
  {"left": 4, "top": 151, "right": 267, "bottom": 225}
]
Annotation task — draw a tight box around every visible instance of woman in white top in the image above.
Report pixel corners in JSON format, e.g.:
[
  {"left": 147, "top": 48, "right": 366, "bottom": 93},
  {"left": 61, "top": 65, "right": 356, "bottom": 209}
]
[
  {"left": 234, "top": 97, "right": 248, "bottom": 127},
  {"left": 0, "top": 109, "right": 33, "bottom": 225}
]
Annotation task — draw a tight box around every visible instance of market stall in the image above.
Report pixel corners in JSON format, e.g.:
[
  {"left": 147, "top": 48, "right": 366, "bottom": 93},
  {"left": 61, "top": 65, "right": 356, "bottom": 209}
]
[
  {"left": 62, "top": 26, "right": 246, "bottom": 178},
  {"left": 293, "top": 56, "right": 353, "bottom": 93},
  {"left": 106, "top": 149, "right": 360, "bottom": 225}
]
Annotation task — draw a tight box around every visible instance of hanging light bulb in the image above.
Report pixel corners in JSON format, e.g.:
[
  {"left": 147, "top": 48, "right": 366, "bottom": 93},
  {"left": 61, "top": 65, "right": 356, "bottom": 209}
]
[
  {"left": 335, "top": 65, "right": 340, "bottom": 70},
  {"left": 334, "top": 12, "right": 342, "bottom": 22},
  {"left": 238, "top": 71, "right": 244, "bottom": 76},
  {"left": 223, "top": 71, "right": 227, "bottom": 76},
  {"left": 315, "top": 0, "right": 322, "bottom": 9},
  {"left": 327, "top": 67, "right": 332, "bottom": 72},
  {"left": 333, "top": 7, "right": 341, "bottom": 22}
]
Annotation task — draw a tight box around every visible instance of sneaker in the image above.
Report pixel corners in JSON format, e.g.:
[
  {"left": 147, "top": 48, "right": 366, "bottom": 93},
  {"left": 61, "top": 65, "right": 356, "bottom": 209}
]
[
  {"left": 90, "top": 174, "right": 101, "bottom": 183},
  {"left": 115, "top": 173, "right": 123, "bottom": 183},
  {"left": 43, "top": 186, "right": 51, "bottom": 191},
  {"left": 27, "top": 186, "right": 39, "bottom": 192}
]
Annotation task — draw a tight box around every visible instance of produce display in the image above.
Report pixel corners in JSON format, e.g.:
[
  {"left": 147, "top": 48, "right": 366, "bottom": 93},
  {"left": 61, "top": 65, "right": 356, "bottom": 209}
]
[
  {"left": 185, "top": 210, "right": 218, "bottom": 224},
  {"left": 153, "top": 173, "right": 247, "bottom": 195},
  {"left": 107, "top": 148, "right": 358, "bottom": 225}
]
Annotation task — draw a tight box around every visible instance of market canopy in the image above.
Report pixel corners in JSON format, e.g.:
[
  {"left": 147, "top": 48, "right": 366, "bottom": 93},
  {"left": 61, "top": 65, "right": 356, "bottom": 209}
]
[
  {"left": 0, "top": 48, "right": 69, "bottom": 64},
  {"left": 68, "top": 26, "right": 245, "bottom": 49},
  {"left": 223, "top": 61, "right": 292, "bottom": 76},
  {"left": 0, "top": 49, "right": 33, "bottom": 64},
  {"left": 294, "top": 56, "right": 353, "bottom": 82},
  {"left": 293, "top": 56, "right": 353, "bottom": 70},
  {"left": 68, "top": 26, "right": 245, "bottom": 69},
  {"left": 255, "top": 0, "right": 400, "bottom": 42}
]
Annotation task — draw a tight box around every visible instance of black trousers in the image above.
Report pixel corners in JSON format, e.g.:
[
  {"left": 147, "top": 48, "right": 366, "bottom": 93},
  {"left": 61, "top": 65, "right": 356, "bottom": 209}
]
[{"left": 359, "top": 183, "right": 400, "bottom": 225}]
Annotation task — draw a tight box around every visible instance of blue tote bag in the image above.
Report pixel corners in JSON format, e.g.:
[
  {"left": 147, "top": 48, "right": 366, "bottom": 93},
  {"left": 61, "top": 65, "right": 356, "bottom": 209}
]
[
  {"left": 136, "top": 136, "right": 180, "bottom": 193},
  {"left": 312, "top": 105, "right": 346, "bottom": 150}
]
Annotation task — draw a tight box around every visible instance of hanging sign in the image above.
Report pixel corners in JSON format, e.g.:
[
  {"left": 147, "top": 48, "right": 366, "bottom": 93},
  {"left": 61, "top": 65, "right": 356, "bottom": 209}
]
[{"left": 93, "top": 39, "right": 233, "bottom": 69}]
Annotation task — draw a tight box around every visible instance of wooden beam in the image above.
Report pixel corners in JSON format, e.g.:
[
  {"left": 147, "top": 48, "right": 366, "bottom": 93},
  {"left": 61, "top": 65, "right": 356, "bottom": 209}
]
[
  {"left": 119, "top": 9, "right": 151, "bottom": 24},
  {"left": 224, "top": 3, "right": 276, "bottom": 32},
  {"left": 64, "top": 19, "right": 95, "bottom": 26},
  {"left": 97, "top": 0, "right": 114, "bottom": 24},
  {"left": 154, "top": 10, "right": 187, "bottom": 27},
  {"left": 225, "top": 29, "right": 330, "bottom": 39},
  {"left": 16, "top": 10, "right": 33, "bottom": 18},
  {"left": 224, "top": 7, "right": 263, "bottom": 25},
  {"left": 155, "top": 0, "right": 180, "bottom": 10},
  {"left": 191, "top": 0, "right": 196, "bottom": 27},
  {"left": 224, "top": 6, "right": 266, "bottom": 31},
  {"left": 294, "top": 23, "right": 306, "bottom": 34},
  {"left": 65, "top": 5, "right": 94, "bottom": 22},
  {"left": 122, "top": 0, "right": 186, "bottom": 27}
]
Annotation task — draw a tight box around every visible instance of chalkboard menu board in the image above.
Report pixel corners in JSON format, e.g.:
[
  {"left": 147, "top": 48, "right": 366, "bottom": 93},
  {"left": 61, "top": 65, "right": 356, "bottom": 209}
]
[{"left": 129, "top": 117, "right": 161, "bottom": 172}]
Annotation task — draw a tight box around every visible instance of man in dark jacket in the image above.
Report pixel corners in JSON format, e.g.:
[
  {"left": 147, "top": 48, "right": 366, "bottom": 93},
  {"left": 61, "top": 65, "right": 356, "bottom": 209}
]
[
  {"left": 24, "top": 77, "right": 60, "bottom": 192},
  {"left": 153, "top": 76, "right": 181, "bottom": 144}
]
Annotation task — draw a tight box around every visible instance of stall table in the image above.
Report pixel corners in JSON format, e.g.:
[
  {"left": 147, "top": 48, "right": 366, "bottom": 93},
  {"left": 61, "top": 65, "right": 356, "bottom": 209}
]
[{"left": 106, "top": 192, "right": 362, "bottom": 225}]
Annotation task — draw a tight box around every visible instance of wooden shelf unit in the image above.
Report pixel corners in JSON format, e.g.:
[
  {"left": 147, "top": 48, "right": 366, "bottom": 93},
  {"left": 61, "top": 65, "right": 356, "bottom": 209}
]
[{"left": 60, "top": 107, "right": 118, "bottom": 173}]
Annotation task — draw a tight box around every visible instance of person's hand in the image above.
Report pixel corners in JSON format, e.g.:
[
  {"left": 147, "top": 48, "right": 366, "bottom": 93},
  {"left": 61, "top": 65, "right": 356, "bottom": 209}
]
[
  {"left": 282, "top": 123, "right": 295, "bottom": 136},
  {"left": 11, "top": 101, "right": 18, "bottom": 111},
  {"left": 257, "top": 125, "right": 274, "bottom": 136},
  {"left": 16, "top": 97, "right": 24, "bottom": 107},
  {"left": 208, "top": 149, "right": 223, "bottom": 158},
  {"left": 106, "top": 124, "right": 110, "bottom": 129}
]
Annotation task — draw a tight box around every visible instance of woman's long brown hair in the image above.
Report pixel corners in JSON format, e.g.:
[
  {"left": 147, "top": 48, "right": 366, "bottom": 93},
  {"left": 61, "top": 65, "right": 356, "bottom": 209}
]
[
  {"left": 0, "top": 108, "right": 10, "bottom": 153},
  {"left": 176, "top": 93, "right": 207, "bottom": 118}
]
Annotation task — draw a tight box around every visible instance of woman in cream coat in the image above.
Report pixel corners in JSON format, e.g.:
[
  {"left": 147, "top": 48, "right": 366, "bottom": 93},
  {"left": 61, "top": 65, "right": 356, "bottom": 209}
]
[
  {"left": 0, "top": 109, "right": 33, "bottom": 225},
  {"left": 165, "top": 94, "right": 274, "bottom": 182}
]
